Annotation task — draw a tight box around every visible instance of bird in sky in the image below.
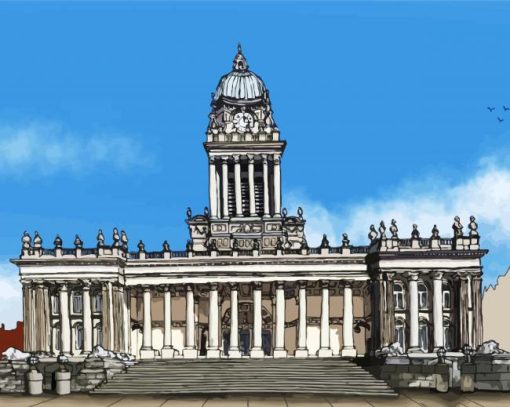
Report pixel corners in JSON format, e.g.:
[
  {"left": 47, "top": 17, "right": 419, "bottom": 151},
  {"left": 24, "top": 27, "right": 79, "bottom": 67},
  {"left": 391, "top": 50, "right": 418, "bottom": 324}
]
[
  {"left": 503, "top": 105, "right": 510, "bottom": 111},
  {"left": 497, "top": 117, "right": 504, "bottom": 122},
  {"left": 488, "top": 107, "right": 496, "bottom": 112}
]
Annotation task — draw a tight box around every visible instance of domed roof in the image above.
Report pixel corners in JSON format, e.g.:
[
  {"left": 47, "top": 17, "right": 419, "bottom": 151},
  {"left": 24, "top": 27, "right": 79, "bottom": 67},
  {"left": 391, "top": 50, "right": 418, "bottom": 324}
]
[{"left": 213, "top": 44, "right": 268, "bottom": 104}]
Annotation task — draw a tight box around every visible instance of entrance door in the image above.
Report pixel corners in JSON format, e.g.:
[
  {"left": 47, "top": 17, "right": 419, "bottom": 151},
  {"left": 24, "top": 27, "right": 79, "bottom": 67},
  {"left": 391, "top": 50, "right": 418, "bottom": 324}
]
[
  {"left": 223, "top": 330, "right": 230, "bottom": 356},
  {"left": 240, "top": 329, "right": 250, "bottom": 356},
  {"left": 262, "top": 330, "right": 272, "bottom": 356}
]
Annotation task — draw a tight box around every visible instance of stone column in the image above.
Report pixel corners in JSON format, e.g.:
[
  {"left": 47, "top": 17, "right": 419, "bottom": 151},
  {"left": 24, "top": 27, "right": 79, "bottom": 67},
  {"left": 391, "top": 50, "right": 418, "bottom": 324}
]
[
  {"left": 467, "top": 274, "right": 474, "bottom": 348},
  {"left": 248, "top": 155, "right": 256, "bottom": 216},
  {"left": 273, "top": 281, "right": 287, "bottom": 358},
  {"left": 22, "top": 283, "right": 34, "bottom": 352},
  {"left": 262, "top": 154, "right": 270, "bottom": 217},
  {"left": 59, "top": 284, "right": 71, "bottom": 355},
  {"left": 318, "top": 281, "right": 333, "bottom": 357},
  {"left": 433, "top": 271, "right": 444, "bottom": 350},
  {"left": 273, "top": 155, "right": 281, "bottom": 216},
  {"left": 183, "top": 284, "right": 198, "bottom": 358},
  {"left": 408, "top": 272, "right": 420, "bottom": 351},
  {"left": 207, "top": 283, "right": 220, "bottom": 358},
  {"left": 229, "top": 283, "right": 241, "bottom": 358},
  {"left": 222, "top": 157, "right": 229, "bottom": 218},
  {"left": 341, "top": 282, "right": 357, "bottom": 358},
  {"left": 251, "top": 282, "right": 265, "bottom": 358},
  {"left": 209, "top": 157, "right": 218, "bottom": 219},
  {"left": 234, "top": 155, "right": 242, "bottom": 216},
  {"left": 295, "top": 281, "right": 309, "bottom": 357},
  {"left": 162, "top": 286, "right": 176, "bottom": 358},
  {"left": 34, "top": 283, "right": 50, "bottom": 353},
  {"left": 82, "top": 282, "right": 92, "bottom": 353},
  {"left": 472, "top": 275, "right": 483, "bottom": 347},
  {"left": 140, "top": 286, "right": 155, "bottom": 359}
]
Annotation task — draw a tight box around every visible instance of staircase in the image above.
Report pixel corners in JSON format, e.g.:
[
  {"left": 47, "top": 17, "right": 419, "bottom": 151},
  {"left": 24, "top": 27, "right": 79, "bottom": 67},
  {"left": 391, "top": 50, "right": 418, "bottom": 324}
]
[{"left": 93, "top": 358, "right": 397, "bottom": 396}]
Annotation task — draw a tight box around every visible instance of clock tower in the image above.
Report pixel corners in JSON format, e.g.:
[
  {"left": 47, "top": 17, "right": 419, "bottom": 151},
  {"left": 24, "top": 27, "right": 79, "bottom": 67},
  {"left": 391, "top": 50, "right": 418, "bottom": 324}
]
[{"left": 187, "top": 44, "right": 306, "bottom": 252}]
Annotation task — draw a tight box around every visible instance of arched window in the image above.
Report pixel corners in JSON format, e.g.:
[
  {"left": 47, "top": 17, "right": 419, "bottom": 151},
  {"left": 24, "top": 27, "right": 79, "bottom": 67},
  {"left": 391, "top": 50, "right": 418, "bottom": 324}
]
[
  {"left": 74, "top": 323, "right": 84, "bottom": 350},
  {"left": 93, "top": 293, "right": 103, "bottom": 313},
  {"left": 418, "top": 319, "right": 429, "bottom": 351},
  {"left": 53, "top": 323, "right": 61, "bottom": 352},
  {"left": 51, "top": 295, "right": 60, "bottom": 315},
  {"left": 442, "top": 284, "right": 451, "bottom": 309},
  {"left": 72, "top": 291, "right": 83, "bottom": 314},
  {"left": 418, "top": 283, "right": 428, "bottom": 310},
  {"left": 395, "top": 319, "right": 406, "bottom": 351},
  {"left": 444, "top": 319, "right": 454, "bottom": 351},
  {"left": 394, "top": 283, "right": 405, "bottom": 310}
]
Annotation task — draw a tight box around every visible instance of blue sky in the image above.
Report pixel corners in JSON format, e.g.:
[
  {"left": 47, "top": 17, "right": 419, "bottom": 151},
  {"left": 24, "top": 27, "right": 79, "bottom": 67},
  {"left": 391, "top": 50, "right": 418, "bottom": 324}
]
[{"left": 1, "top": 1, "right": 510, "bottom": 327}]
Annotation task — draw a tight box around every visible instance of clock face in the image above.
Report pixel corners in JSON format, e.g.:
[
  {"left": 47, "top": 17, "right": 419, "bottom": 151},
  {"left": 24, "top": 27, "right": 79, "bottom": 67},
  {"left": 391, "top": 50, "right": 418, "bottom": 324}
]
[{"left": 233, "top": 111, "right": 254, "bottom": 132}]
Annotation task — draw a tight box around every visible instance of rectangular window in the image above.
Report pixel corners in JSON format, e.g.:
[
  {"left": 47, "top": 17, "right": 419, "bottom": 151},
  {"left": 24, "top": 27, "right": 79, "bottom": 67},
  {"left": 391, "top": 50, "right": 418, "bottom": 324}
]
[
  {"left": 72, "top": 293, "right": 83, "bottom": 314},
  {"left": 93, "top": 293, "right": 103, "bottom": 313},
  {"left": 51, "top": 296, "right": 60, "bottom": 315}
]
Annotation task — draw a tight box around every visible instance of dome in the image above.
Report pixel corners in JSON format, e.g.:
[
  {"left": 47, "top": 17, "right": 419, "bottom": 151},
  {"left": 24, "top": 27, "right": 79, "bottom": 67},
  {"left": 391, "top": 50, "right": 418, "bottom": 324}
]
[{"left": 213, "top": 44, "right": 268, "bottom": 104}]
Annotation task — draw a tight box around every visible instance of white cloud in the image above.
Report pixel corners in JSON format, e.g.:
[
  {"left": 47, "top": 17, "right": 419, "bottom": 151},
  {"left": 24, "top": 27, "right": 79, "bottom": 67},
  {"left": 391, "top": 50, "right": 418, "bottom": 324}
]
[
  {"left": 0, "top": 262, "right": 22, "bottom": 330},
  {"left": 0, "top": 121, "right": 153, "bottom": 175},
  {"left": 286, "top": 158, "right": 510, "bottom": 286}
]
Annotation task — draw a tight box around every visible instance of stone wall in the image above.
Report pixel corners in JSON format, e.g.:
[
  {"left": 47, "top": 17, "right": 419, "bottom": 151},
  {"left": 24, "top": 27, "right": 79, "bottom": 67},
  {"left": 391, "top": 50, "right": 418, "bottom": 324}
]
[
  {"left": 463, "top": 354, "right": 510, "bottom": 391},
  {"left": 379, "top": 362, "right": 449, "bottom": 392},
  {"left": 0, "top": 360, "right": 30, "bottom": 393}
]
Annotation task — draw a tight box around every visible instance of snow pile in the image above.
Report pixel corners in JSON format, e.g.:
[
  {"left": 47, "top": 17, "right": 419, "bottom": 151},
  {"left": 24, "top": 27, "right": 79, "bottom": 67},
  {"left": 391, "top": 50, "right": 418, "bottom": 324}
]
[
  {"left": 2, "top": 347, "right": 30, "bottom": 361},
  {"left": 375, "top": 342, "right": 404, "bottom": 357},
  {"left": 87, "top": 345, "right": 135, "bottom": 361},
  {"left": 476, "top": 340, "right": 509, "bottom": 355}
]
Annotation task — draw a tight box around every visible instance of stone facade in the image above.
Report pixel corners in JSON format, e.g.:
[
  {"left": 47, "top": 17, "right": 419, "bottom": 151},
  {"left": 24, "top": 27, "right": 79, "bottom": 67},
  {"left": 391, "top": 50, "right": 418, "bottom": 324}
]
[{"left": 11, "top": 47, "right": 486, "bottom": 376}]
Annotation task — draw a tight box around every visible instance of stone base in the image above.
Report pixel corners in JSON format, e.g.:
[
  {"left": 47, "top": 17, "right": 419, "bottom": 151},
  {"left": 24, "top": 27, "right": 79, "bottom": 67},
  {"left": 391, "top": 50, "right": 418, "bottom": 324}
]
[
  {"left": 27, "top": 370, "right": 43, "bottom": 396},
  {"left": 294, "top": 348, "right": 309, "bottom": 358},
  {"left": 250, "top": 348, "right": 265, "bottom": 359},
  {"left": 317, "top": 348, "right": 333, "bottom": 358},
  {"left": 139, "top": 348, "right": 156, "bottom": 360},
  {"left": 228, "top": 348, "right": 242, "bottom": 359},
  {"left": 207, "top": 349, "right": 221, "bottom": 358},
  {"left": 341, "top": 347, "right": 357, "bottom": 358},
  {"left": 55, "top": 370, "right": 71, "bottom": 395},
  {"left": 182, "top": 348, "right": 198, "bottom": 359},
  {"left": 161, "top": 347, "right": 178, "bottom": 359},
  {"left": 273, "top": 349, "right": 288, "bottom": 359}
]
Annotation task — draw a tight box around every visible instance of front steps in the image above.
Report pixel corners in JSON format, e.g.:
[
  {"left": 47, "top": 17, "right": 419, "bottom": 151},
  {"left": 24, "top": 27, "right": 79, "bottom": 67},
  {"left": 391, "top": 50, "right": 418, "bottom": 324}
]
[{"left": 93, "top": 358, "right": 397, "bottom": 396}]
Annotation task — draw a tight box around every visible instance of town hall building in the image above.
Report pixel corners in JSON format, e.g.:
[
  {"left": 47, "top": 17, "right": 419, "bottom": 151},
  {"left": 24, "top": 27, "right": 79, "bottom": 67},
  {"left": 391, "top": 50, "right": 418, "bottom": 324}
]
[{"left": 13, "top": 46, "right": 486, "bottom": 364}]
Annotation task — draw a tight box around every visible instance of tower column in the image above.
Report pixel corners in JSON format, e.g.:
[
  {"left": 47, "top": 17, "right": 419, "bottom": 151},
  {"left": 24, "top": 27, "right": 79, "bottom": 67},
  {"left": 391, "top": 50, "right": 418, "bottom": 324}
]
[
  {"left": 273, "top": 155, "right": 281, "bottom": 216},
  {"left": 59, "top": 283, "right": 71, "bottom": 356},
  {"left": 251, "top": 282, "right": 265, "bottom": 358},
  {"left": 82, "top": 282, "right": 92, "bottom": 353},
  {"left": 207, "top": 283, "right": 220, "bottom": 358},
  {"left": 318, "top": 280, "right": 333, "bottom": 357},
  {"left": 234, "top": 155, "right": 242, "bottom": 216},
  {"left": 341, "top": 282, "right": 357, "bottom": 358},
  {"left": 262, "top": 154, "right": 270, "bottom": 217},
  {"left": 222, "top": 157, "right": 229, "bottom": 218},
  {"left": 162, "top": 286, "right": 176, "bottom": 359},
  {"left": 433, "top": 272, "right": 444, "bottom": 350},
  {"left": 140, "top": 286, "right": 155, "bottom": 359},
  {"left": 229, "top": 283, "right": 241, "bottom": 358},
  {"left": 274, "top": 281, "right": 287, "bottom": 358},
  {"left": 295, "top": 281, "right": 309, "bottom": 357},
  {"left": 248, "top": 155, "right": 256, "bottom": 216},
  {"left": 209, "top": 157, "right": 218, "bottom": 219},
  {"left": 409, "top": 272, "right": 420, "bottom": 351},
  {"left": 183, "top": 284, "right": 198, "bottom": 358}
]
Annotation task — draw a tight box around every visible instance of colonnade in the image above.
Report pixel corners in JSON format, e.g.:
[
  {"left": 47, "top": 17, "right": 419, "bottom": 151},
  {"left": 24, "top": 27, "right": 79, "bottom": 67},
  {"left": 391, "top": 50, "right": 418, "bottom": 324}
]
[
  {"left": 209, "top": 154, "right": 281, "bottom": 219},
  {"left": 139, "top": 280, "right": 358, "bottom": 359}
]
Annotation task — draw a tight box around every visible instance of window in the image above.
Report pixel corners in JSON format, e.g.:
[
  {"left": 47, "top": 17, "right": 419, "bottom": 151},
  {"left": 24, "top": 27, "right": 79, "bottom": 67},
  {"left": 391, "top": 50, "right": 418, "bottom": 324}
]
[
  {"left": 393, "top": 284, "right": 405, "bottom": 310},
  {"left": 51, "top": 296, "right": 60, "bottom": 315},
  {"left": 93, "top": 293, "right": 103, "bottom": 313},
  {"left": 395, "top": 319, "right": 406, "bottom": 351},
  {"left": 95, "top": 323, "right": 103, "bottom": 347},
  {"left": 443, "top": 285, "right": 451, "bottom": 309},
  {"left": 418, "top": 283, "right": 428, "bottom": 310},
  {"left": 418, "top": 320, "right": 429, "bottom": 351},
  {"left": 72, "top": 292, "right": 83, "bottom": 314},
  {"left": 75, "top": 323, "right": 84, "bottom": 350},
  {"left": 54, "top": 324, "right": 61, "bottom": 352}
]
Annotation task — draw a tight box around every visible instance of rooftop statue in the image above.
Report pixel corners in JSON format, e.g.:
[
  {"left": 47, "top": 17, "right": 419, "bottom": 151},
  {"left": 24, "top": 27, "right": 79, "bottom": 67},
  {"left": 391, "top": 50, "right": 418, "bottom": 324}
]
[
  {"left": 74, "top": 235, "right": 83, "bottom": 249},
  {"left": 137, "top": 240, "right": 145, "bottom": 253},
  {"left": 204, "top": 206, "right": 209, "bottom": 218},
  {"left": 121, "top": 230, "right": 128, "bottom": 250},
  {"left": 368, "top": 225, "right": 378, "bottom": 242},
  {"left": 22, "top": 231, "right": 31, "bottom": 250},
  {"left": 411, "top": 224, "right": 420, "bottom": 239},
  {"left": 162, "top": 240, "right": 170, "bottom": 252},
  {"left": 342, "top": 233, "right": 350, "bottom": 247},
  {"left": 54, "top": 234, "right": 62, "bottom": 248},
  {"left": 390, "top": 219, "right": 398, "bottom": 239},
  {"left": 297, "top": 207, "right": 304, "bottom": 220},
  {"left": 379, "top": 221, "right": 387, "bottom": 239},
  {"left": 33, "top": 231, "right": 42, "bottom": 249},
  {"left": 469, "top": 216, "right": 479, "bottom": 237},
  {"left": 320, "top": 234, "right": 330, "bottom": 249},
  {"left": 186, "top": 207, "right": 192, "bottom": 220},
  {"left": 431, "top": 224, "right": 440, "bottom": 239},
  {"left": 97, "top": 229, "right": 105, "bottom": 248},
  {"left": 453, "top": 216, "right": 463, "bottom": 237},
  {"left": 112, "top": 228, "right": 120, "bottom": 247}
]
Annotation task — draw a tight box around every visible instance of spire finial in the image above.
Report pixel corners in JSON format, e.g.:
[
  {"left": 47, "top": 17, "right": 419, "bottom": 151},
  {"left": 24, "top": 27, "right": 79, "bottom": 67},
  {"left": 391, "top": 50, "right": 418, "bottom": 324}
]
[{"left": 233, "top": 43, "right": 248, "bottom": 71}]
